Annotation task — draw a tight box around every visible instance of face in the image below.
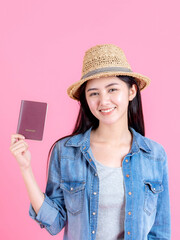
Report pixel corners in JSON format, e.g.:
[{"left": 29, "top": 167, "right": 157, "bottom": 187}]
[{"left": 85, "top": 76, "right": 137, "bottom": 126}]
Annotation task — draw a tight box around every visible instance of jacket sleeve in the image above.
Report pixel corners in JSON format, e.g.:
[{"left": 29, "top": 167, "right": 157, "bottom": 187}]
[
  {"left": 29, "top": 141, "right": 67, "bottom": 235},
  {"left": 148, "top": 147, "right": 171, "bottom": 240}
]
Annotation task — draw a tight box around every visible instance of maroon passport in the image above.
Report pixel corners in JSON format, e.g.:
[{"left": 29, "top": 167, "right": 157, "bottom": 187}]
[{"left": 16, "top": 100, "right": 48, "bottom": 140}]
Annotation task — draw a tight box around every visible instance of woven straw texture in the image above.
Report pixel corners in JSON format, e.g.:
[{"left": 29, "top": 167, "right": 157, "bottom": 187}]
[{"left": 67, "top": 44, "right": 150, "bottom": 100}]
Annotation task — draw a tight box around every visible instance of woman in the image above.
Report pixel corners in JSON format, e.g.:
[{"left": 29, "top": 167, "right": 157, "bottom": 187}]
[{"left": 10, "top": 44, "right": 171, "bottom": 240}]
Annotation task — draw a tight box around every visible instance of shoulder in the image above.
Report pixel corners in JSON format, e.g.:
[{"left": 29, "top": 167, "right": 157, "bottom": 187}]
[
  {"left": 131, "top": 127, "right": 167, "bottom": 161},
  {"left": 145, "top": 135, "right": 165, "bottom": 151},
  {"left": 53, "top": 135, "right": 75, "bottom": 150},
  {"left": 53, "top": 130, "right": 87, "bottom": 150},
  {"left": 141, "top": 134, "right": 167, "bottom": 161}
]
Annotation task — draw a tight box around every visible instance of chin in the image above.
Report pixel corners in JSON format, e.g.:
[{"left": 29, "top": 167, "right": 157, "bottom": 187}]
[
  {"left": 99, "top": 119, "right": 120, "bottom": 125},
  {"left": 92, "top": 111, "right": 122, "bottom": 125}
]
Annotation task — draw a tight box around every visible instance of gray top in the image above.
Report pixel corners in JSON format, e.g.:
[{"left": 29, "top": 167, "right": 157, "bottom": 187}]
[{"left": 88, "top": 147, "right": 125, "bottom": 240}]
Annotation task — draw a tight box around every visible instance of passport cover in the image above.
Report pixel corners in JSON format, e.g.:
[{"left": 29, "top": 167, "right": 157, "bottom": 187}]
[{"left": 16, "top": 100, "right": 48, "bottom": 140}]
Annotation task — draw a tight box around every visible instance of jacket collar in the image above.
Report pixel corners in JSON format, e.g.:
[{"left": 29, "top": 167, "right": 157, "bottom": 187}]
[{"left": 65, "top": 126, "right": 151, "bottom": 154}]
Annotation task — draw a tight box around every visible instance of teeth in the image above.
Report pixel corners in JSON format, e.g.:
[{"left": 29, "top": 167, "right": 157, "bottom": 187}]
[{"left": 100, "top": 107, "right": 115, "bottom": 113}]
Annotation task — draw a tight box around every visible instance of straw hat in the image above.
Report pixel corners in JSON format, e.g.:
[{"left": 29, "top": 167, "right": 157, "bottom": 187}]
[{"left": 67, "top": 44, "right": 150, "bottom": 100}]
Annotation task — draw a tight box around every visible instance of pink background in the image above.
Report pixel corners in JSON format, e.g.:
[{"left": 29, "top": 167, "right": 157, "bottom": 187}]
[{"left": 0, "top": 0, "right": 179, "bottom": 239}]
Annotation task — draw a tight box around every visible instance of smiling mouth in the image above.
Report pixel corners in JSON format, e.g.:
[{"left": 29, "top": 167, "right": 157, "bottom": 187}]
[{"left": 99, "top": 107, "right": 116, "bottom": 113}]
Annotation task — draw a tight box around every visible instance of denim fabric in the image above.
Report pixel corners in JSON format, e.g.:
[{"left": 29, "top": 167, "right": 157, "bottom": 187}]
[{"left": 29, "top": 126, "right": 171, "bottom": 240}]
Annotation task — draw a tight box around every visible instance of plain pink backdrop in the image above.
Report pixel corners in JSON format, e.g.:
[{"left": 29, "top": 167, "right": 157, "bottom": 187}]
[{"left": 0, "top": 0, "right": 179, "bottom": 239}]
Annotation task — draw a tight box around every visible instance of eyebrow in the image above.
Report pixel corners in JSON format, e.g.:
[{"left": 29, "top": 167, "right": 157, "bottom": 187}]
[{"left": 86, "top": 83, "right": 120, "bottom": 92}]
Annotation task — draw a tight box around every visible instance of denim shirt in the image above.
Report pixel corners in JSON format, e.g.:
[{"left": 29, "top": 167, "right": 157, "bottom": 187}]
[{"left": 29, "top": 126, "right": 171, "bottom": 240}]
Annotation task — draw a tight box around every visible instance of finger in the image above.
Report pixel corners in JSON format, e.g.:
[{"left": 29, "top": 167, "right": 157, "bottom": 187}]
[
  {"left": 10, "top": 141, "right": 28, "bottom": 152},
  {"left": 11, "top": 145, "right": 27, "bottom": 157},
  {"left": 11, "top": 134, "right": 25, "bottom": 145},
  {"left": 10, "top": 140, "right": 28, "bottom": 153},
  {"left": 11, "top": 139, "right": 28, "bottom": 147},
  {"left": 10, "top": 140, "right": 28, "bottom": 152}
]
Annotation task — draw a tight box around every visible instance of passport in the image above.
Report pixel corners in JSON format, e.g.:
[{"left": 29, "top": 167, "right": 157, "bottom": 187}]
[{"left": 16, "top": 100, "right": 48, "bottom": 140}]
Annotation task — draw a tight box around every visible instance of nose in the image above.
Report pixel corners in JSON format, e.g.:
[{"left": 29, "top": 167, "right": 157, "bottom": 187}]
[{"left": 99, "top": 92, "right": 110, "bottom": 105}]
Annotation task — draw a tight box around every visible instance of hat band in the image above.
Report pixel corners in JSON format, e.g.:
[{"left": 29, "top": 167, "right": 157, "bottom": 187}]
[{"left": 81, "top": 67, "right": 133, "bottom": 80}]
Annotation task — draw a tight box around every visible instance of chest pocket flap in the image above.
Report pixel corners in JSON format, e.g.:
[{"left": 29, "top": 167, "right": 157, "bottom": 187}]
[
  {"left": 144, "top": 180, "right": 164, "bottom": 193},
  {"left": 143, "top": 180, "right": 164, "bottom": 216},
  {"left": 60, "top": 181, "right": 86, "bottom": 215}
]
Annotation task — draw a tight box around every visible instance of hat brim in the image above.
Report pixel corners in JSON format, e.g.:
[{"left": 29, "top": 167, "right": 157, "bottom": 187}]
[{"left": 67, "top": 71, "right": 151, "bottom": 101}]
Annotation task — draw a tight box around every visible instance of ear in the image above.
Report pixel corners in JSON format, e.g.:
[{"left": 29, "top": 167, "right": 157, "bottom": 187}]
[{"left": 128, "top": 84, "right": 137, "bottom": 101}]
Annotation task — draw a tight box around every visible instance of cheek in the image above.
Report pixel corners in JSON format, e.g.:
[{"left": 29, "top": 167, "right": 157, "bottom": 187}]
[
  {"left": 115, "top": 94, "right": 122, "bottom": 103},
  {"left": 114, "top": 94, "right": 129, "bottom": 107},
  {"left": 87, "top": 99, "right": 98, "bottom": 116},
  {"left": 86, "top": 98, "right": 94, "bottom": 110},
  {"left": 113, "top": 94, "right": 123, "bottom": 104},
  {"left": 86, "top": 98, "right": 97, "bottom": 112}
]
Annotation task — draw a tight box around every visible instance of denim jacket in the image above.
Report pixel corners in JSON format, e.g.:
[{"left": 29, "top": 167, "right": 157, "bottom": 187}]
[{"left": 29, "top": 126, "right": 171, "bottom": 240}]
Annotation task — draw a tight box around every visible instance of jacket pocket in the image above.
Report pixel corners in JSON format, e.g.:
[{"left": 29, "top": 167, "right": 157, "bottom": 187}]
[
  {"left": 143, "top": 180, "right": 164, "bottom": 216},
  {"left": 60, "top": 181, "right": 86, "bottom": 215}
]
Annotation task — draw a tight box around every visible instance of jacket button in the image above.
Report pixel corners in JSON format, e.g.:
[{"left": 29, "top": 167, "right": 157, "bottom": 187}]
[
  {"left": 93, "top": 192, "right": 97, "bottom": 195},
  {"left": 89, "top": 158, "right": 92, "bottom": 162},
  {"left": 128, "top": 231, "right": 131, "bottom": 235},
  {"left": 125, "top": 159, "right": 128, "bottom": 162},
  {"left": 92, "top": 212, "right": 96, "bottom": 215},
  {"left": 92, "top": 230, "right": 95, "bottom": 234},
  {"left": 95, "top": 173, "right": 98, "bottom": 176},
  {"left": 70, "top": 187, "right": 74, "bottom": 191},
  {"left": 128, "top": 211, "right": 131, "bottom": 215},
  {"left": 128, "top": 192, "right": 132, "bottom": 195},
  {"left": 126, "top": 174, "right": 130, "bottom": 177}
]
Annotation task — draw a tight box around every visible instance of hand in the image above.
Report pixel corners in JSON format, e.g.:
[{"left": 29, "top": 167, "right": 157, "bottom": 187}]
[{"left": 10, "top": 134, "right": 31, "bottom": 171}]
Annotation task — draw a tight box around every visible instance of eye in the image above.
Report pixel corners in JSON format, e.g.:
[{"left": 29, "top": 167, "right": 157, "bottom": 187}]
[
  {"left": 109, "top": 88, "right": 118, "bottom": 92},
  {"left": 89, "top": 92, "right": 99, "bottom": 96}
]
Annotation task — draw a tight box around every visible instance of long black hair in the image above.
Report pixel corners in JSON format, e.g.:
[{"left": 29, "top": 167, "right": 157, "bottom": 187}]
[{"left": 46, "top": 76, "right": 145, "bottom": 180}]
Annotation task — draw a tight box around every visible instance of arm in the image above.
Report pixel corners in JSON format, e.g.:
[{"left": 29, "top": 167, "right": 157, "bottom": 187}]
[
  {"left": 10, "top": 134, "right": 66, "bottom": 236},
  {"left": 21, "top": 167, "right": 45, "bottom": 214},
  {"left": 148, "top": 148, "right": 171, "bottom": 240},
  {"left": 10, "top": 134, "right": 45, "bottom": 214},
  {"left": 29, "top": 142, "right": 67, "bottom": 235}
]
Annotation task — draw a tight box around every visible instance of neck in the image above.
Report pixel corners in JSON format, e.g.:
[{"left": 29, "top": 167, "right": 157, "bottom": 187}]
[{"left": 91, "top": 121, "right": 132, "bottom": 146}]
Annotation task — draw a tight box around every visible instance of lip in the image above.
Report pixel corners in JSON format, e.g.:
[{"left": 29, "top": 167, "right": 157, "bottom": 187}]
[
  {"left": 99, "top": 107, "right": 116, "bottom": 115},
  {"left": 99, "top": 107, "right": 116, "bottom": 111}
]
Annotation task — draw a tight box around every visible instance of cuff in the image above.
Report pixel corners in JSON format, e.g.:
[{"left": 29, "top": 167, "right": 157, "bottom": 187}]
[{"left": 29, "top": 193, "right": 59, "bottom": 228}]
